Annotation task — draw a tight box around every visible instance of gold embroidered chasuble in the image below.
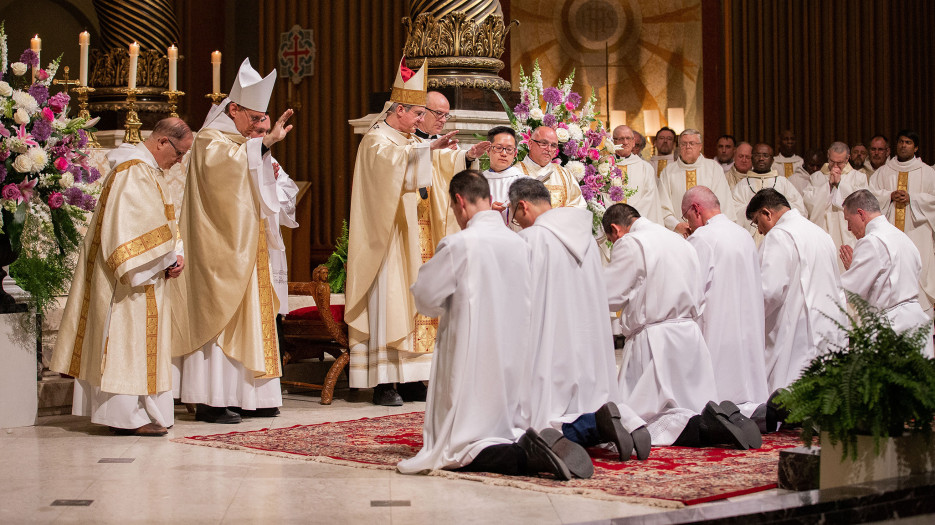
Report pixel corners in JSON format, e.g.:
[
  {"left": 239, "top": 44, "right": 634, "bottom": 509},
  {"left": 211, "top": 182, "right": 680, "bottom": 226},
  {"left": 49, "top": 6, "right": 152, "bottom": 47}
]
[
  {"left": 170, "top": 128, "right": 281, "bottom": 378},
  {"left": 518, "top": 157, "right": 586, "bottom": 209},
  {"left": 50, "top": 158, "right": 178, "bottom": 395}
]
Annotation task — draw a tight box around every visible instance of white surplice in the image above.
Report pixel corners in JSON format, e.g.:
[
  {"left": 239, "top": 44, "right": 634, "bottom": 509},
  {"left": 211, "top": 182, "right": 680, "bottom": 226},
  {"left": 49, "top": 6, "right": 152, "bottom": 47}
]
[
  {"left": 658, "top": 156, "right": 737, "bottom": 230},
  {"left": 802, "top": 165, "right": 868, "bottom": 271},
  {"left": 732, "top": 169, "right": 807, "bottom": 245},
  {"left": 760, "top": 209, "right": 847, "bottom": 392},
  {"left": 649, "top": 153, "right": 675, "bottom": 178},
  {"left": 520, "top": 207, "right": 646, "bottom": 433},
  {"left": 687, "top": 214, "right": 769, "bottom": 416},
  {"left": 773, "top": 154, "right": 811, "bottom": 194},
  {"left": 606, "top": 218, "right": 719, "bottom": 445},
  {"left": 268, "top": 162, "right": 300, "bottom": 314},
  {"left": 869, "top": 156, "right": 935, "bottom": 314},
  {"left": 616, "top": 154, "right": 666, "bottom": 225},
  {"left": 841, "top": 215, "right": 934, "bottom": 357},
  {"left": 483, "top": 165, "right": 528, "bottom": 225},
  {"left": 398, "top": 211, "right": 530, "bottom": 473}
]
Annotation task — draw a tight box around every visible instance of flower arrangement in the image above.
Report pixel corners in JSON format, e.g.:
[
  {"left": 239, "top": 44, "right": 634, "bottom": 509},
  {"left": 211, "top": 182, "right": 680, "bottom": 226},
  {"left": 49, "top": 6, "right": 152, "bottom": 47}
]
[
  {"left": 495, "top": 61, "right": 635, "bottom": 232},
  {"left": 0, "top": 22, "right": 100, "bottom": 320}
]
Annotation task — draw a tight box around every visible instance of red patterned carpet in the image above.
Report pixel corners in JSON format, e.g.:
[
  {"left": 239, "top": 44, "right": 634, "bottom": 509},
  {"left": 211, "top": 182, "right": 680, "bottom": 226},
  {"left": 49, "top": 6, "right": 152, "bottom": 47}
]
[{"left": 174, "top": 411, "right": 803, "bottom": 508}]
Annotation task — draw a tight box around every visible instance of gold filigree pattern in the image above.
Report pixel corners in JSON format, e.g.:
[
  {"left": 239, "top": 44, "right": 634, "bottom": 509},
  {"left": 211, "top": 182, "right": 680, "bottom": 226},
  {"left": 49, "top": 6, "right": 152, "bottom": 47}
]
[
  {"left": 105, "top": 224, "right": 173, "bottom": 273},
  {"left": 390, "top": 87, "right": 427, "bottom": 106},
  {"left": 403, "top": 12, "right": 517, "bottom": 58},
  {"left": 895, "top": 171, "right": 909, "bottom": 231},
  {"left": 413, "top": 194, "right": 439, "bottom": 354},
  {"left": 90, "top": 48, "right": 169, "bottom": 88},
  {"left": 256, "top": 219, "right": 282, "bottom": 378},
  {"left": 783, "top": 163, "right": 793, "bottom": 177},
  {"left": 656, "top": 159, "right": 668, "bottom": 178},
  {"left": 685, "top": 169, "right": 697, "bottom": 191},
  {"left": 546, "top": 184, "right": 568, "bottom": 208},
  {"left": 145, "top": 284, "right": 158, "bottom": 395}
]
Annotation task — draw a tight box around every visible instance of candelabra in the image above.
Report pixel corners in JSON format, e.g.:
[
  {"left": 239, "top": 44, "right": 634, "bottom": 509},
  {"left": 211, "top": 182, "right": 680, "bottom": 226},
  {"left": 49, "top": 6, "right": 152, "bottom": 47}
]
[
  {"left": 71, "top": 86, "right": 101, "bottom": 148},
  {"left": 161, "top": 90, "right": 185, "bottom": 118},
  {"left": 121, "top": 88, "right": 144, "bottom": 144},
  {"left": 205, "top": 92, "right": 228, "bottom": 105}
]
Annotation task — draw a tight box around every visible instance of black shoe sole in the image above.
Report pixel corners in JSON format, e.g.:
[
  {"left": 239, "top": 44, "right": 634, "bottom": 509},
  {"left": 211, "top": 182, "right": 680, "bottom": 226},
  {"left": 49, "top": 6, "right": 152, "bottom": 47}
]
[
  {"left": 720, "top": 400, "right": 763, "bottom": 449},
  {"left": 194, "top": 404, "right": 242, "bottom": 424},
  {"left": 596, "top": 403, "right": 634, "bottom": 461},
  {"left": 631, "top": 426, "right": 652, "bottom": 460},
  {"left": 519, "top": 429, "right": 573, "bottom": 481},
  {"left": 540, "top": 428, "right": 594, "bottom": 479},
  {"left": 702, "top": 401, "right": 749, "bottom": 449}
]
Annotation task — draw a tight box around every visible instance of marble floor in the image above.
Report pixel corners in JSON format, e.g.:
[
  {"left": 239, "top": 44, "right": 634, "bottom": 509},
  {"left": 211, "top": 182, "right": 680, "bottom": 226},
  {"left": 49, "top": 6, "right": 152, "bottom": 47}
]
[{"left": 1, "top": 390, "right": 783, "bottom": 524}]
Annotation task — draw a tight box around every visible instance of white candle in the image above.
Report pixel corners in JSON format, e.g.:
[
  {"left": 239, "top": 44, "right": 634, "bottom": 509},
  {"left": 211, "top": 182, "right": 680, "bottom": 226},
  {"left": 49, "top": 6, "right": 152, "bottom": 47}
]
[
  {"left": 211, "top": 50, "right": 221, "bottom": 93},
  {"left": 31, "top": 35, "right": 41, "bottom": 82},
  {"left": 128, "top": 41, "right": 139, "bottom": 90},
  {"left": 168, "top": 44, "right": 178, "bottom": 91},
  {"left": 79, "top": 32, "right": 90, "bottom": 87},
  {"left": 642, "top": 109, "right": 660, "bottom": 139},
  {"left": 667, "top": 107, "right": 685, "bottom": 135}
]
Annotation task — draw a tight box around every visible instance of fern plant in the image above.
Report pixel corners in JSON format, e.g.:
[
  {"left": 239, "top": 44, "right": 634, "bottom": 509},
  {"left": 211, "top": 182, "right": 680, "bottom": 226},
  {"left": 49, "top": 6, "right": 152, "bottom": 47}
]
[
  {"left": 775, "top": 292, "right": 935, "bottom": 460},
  {"left": 324, "top": 220, "right": 349, "bottom": 293}
]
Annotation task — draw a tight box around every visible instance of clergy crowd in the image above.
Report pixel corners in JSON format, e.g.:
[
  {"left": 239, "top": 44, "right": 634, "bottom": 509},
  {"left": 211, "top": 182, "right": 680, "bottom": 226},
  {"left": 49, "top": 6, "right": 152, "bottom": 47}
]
[{"left": 49, "top": 57, "right": 935, "bottom": 481}]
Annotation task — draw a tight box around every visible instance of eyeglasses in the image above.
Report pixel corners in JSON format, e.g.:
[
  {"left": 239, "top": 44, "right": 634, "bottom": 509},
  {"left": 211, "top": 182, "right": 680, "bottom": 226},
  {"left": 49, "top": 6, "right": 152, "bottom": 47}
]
[
  {"left": 749, "top": 209, "right": 763, "bottom": 228},
  {"left": 828, "top": 159, "right": 848, "bottom": 168},
  {"left": 425, "top": 107, "right": 451, "bottom": 120},
  {"left": 680, "top": 141, "right": 702, "bottom": 148},
  {"left": 491, "top": 145, "right": 516, "bottom": 154},
  {"left": 166, "top": 138, "right": 185, "bottom": 160},
  {"left": 530, "top": 138, "right": 559, "bottom": 150},
  {"left": 613, "top": 136, "right": 633, "bottom": 143},
  {"left": 510, "top": 201, "right": 523, "bottom": 227}
]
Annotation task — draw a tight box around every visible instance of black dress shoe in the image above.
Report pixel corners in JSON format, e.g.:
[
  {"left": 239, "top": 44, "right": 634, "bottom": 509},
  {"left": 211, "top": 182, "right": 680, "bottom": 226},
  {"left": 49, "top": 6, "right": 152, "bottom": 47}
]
[
  {"left": 595, "top": 402, "right": 634, "bottom": 461},
  {"left": 517, "top": 428, "right": 573, "bottom": 481},
  {"left": 539, "top": 428, "right": 594, "bottom": 479},
  {"left": 700, "top": 401, "right": 749, "bottom": 449},
  {"left": 372, "top": 384, "right": 403, "bottom": 406},
  {"left": 631, "top": 425, "right": 652, "bottom": 461},
  {"left": 109, "top": 423, "right": 168, "bottom": 436},
  {"left": 719, "top": 401, "right": 762, "bottom": 448},
  {"left": 230, "top": 407, "right": 281, "bottom": 418},
  {"left": 767, "top": 389, "right": 790, "bottom": 430},
  {"left": 397, "top": 381, "right": 427, "bottom": 402},
  {"left": 194, "top": 404, "right": 242, "bottom": 424}
]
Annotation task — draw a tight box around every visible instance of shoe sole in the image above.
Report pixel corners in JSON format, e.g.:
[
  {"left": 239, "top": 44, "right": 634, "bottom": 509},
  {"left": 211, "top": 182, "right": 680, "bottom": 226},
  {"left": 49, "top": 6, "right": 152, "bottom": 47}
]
[
  {"left": 703, "top": 401, "right": 749, "bottom": 449},
  {"left": 720, "top": 400, "right": 763, "bottom": 449},
  {"left": 631, "top": 426, "right": 652, "bottom": 460},
  {"left": 521, "top": 429, "right": 574, "bottom": 481},
  {"left": 596, "top": 403, "right": 634, "bottom": 461},
  {"left": 539, "top": 428, "right": 594, "bottom": 479}
]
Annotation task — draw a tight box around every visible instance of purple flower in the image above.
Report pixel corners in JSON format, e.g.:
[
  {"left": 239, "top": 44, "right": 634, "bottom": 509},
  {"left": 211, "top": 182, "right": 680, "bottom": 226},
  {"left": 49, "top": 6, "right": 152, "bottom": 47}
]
[
  {"left": 566, "top": 92, "right": 582, "bottom": 107},
  {"left": 82, "top": 194, "right": 97, "bottom": 211},
  {"left": 562, "top": 140, "right": 578, "bottom": 157},
  {"left": 2, "top": 183, "right": 21, "bottom": 201},
  {"left": 0, "top": 148, "right": 9, "bottom": 161},
  {"left": 28, "top": 83, "right": 49, "bottom": 106},
  {"left": 48, "top": 92, "right": 70, "bottom": 114},
  {"left": 513, "top": 102, "right": 529, "bottom": 116},
  {"left": 585, "top": 164, "right": 597, "bottom": 178},
  {"left": 542, "top": 113, "right": 557, "bottom": 128},
  {"left": 64, "top": 186, "right": 84, "bottom": 205},
  {"left": 19, "top": 49, "right": 39, "bottom": 68},
  {"left": 0, "top": 164, "right": 6, "bottom": 183},
  {"left": 31, "top": 119, "right": 52, "bottom": 142},
  {"left": 77, "top": 129, "right": 89, "bottom": 148},
  {"left": 48, "top": 191, "right": 64, "bottom": 209},
  {"left": 67, "top": 165, "right": 84, "bottom": 183},
  {"left": 87, "top": 167, "right": 101, "bottom": 183},
  {"left": 542, "top": 87, "right": 563, "bottom": 105},
  {"left": 581, "top": 186, "right": 595, "bottom": 201},
  {"left": 609, "top": 186, "right": 625, "bottom": 202}
]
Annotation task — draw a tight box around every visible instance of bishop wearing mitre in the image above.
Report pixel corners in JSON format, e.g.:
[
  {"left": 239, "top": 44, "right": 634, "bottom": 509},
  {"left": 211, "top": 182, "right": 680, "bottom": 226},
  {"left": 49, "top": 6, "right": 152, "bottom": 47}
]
[{"left": 345, "top": 59, "right": 490, "bottom": 406}]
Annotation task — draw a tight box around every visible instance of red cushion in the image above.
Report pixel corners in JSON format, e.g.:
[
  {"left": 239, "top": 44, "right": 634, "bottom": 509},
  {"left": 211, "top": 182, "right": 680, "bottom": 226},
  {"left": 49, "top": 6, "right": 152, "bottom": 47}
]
[{"left": 288, "top": 304, "right": 345, "bottom": 323}]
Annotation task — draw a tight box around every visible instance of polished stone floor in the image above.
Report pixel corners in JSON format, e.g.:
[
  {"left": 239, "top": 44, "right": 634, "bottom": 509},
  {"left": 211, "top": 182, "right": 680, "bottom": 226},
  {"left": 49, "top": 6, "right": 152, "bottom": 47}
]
[{"left": 1, "top": 391, "right": 787, "bottom": 524}]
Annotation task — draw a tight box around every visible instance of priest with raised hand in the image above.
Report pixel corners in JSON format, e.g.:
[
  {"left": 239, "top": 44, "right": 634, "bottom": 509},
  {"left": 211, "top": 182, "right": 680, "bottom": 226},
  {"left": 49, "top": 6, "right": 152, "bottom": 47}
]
[
  {"left": 482, "top": 125, "right": 527, "bottom": 225},
  {"left": 172, "top": 59, "right": 294, "bottom": 424},
  {"left": 517, "top": 126, "right": 585, "bottom": 209},
  {"left": 774, "top": 129, "right": 811, "bottom": 193},
  {"left": 839, "top": 189, "right": 934, "bottom": 357},
  {"left": 746, "top": 189, "right": 846, "bottom": 394},
  {"left": 51, "top": 118, "right": 193, "bottom": 437},
  {"left": 648, "top": 126, "right": 677, "bottom": 177},
  {"left": 346, "top": 59, "right": 491, "bottom": 406},
  {"left": 603, "top": 204, "right": 757, "bottom": 450},
  {"left": 733, "top": 143, "right": 806, "bottom": 244},
  {"left": 868, "top": 129, "right": 935, "bottom": 314},
  {"left": 398, "top": 170, "right": 580, "bottom": 481},
  {"left": 802, "top": 142, "right": 868, "bottom": 270},
  {"left": 509, "top": 178, "right": 651, "bottom": 470},
  {"left": 682, "top": 186, "right": 768, "bottom": 438},
  {"left": 611, "top": 125, "right": 665, "bottom": 224},
  {"left": 658, "top": 129, "right": 736, "bottom": 237}
]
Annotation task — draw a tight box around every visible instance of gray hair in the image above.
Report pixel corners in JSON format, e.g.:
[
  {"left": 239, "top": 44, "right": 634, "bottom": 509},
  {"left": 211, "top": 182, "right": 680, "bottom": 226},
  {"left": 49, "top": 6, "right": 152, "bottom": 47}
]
[
  {"left": 682, "top": 185, "right": 721, "bottom": 212},
  {"left": 150, "top": 117, "right": 192, "bottom": 141},
  {"left": 828, "top": 141, "right": 850, "bottom": 157},
  {"left": 508, "top": 177, "right": 551, "bottom": 206},
  {"left": 842, "top": 189, "right": 882, "bottom": 214},
  {"left": 680, "top": 129, "right": 702, "bottom": 141}
]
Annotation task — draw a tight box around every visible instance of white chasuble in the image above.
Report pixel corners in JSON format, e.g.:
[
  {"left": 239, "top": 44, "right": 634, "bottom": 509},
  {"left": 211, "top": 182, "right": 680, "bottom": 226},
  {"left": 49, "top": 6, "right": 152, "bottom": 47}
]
[
  {"left": 688, "top": 214, "right": 769, "bottom": 414},
  {"left": 616, "top": 155, "right": 665, "bottom": 225},
  {"left": 649, "top": 153, "right": 675, "bottom": 178},
  {"left": 732, "top": 170, "right": 807, "bottom": 245},
  {"left": 725, "top": 166, "right": 748, "bottom": 189},
  {"left": 518, "top": 156, "right": 586, "bottom": 209},
  {"left": 520, "top": 208, "right": 646, "bottom": 433},
  {"left": 658, "top": 156, "right": 737, "bottom": 230},
  {"left": 841, "top": 216, "right": 934, "bottom": 357},
  {"left": 773, "top": 154, "right": 811, "bottom": 194},
  {"left": 759, "top": 209, "right": 846, "bottom": 393},
  {"left": 346, "top": 121, "right": 468, "bottom": 388},
  {"left": 869, "top": 157, "right": 935, "bottom": 313},
  {"left": 398, "top": 211, "right": 530, "bottom": 473},
  {"left": 605, "top": 218, "right": 718, "bottom": 445},
  {"left": 269, "top": 162, "right": 300, "bottom": 314}
]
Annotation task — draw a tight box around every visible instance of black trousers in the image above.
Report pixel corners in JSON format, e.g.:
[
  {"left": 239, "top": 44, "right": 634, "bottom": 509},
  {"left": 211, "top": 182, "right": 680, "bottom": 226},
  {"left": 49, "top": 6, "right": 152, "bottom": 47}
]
[{"left": 454, "top": 444, "right": 527, "bottom": 475}]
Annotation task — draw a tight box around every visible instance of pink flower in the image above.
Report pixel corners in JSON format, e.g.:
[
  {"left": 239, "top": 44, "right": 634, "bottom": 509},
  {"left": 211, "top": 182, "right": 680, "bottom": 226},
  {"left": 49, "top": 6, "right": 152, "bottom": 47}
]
[
  {"left": 565, "top": 102, "right": 575, "bottom": 111},
  {"left": 41, "top": 107, "right": 55, "bottom": 121},
  {"left": 556, "top": 122, "right": 568, "bottom": 129},
  {"left": 16, "top": 124, "right": 39, "bottom": 148},
  {"left": 54, "top": 156, "right": 68, "bottom": 171},
  {"left": 18, "top": 178, "right": 38, "bottom": 202},
  {"left": 588, "top": 149, "right": 601, "bottom": 162},
  {"left": 48, "top": 191, "right": 64, "bottom": 209},
  {"left": 36, "top": 69, "right": 49, "bottom": 81},
  {"left": 2, "top": 183, "right": 22, "bottom": 203},
  {"left": 0, "top": 125, "right": 9, "bottom": 138}
]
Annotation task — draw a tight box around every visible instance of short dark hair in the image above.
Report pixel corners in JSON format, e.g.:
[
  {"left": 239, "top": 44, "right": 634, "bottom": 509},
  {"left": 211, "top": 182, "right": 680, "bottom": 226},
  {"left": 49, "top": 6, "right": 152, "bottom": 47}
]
[
  {"left": 896, "top": 129, "right": 921, "bottom": 149},
  {"left": 602, "top": 203, "right": 641, "bottom": 234},
  {"left": 151, "top": 117, "right": 192, "bottom": 141},
  {"left": 656, "top": 126, "right": 676, "bottom": 139},
  {"left": 745, "top": 188, "right": 791, "bottom": 220},
  {"left": 507, "top": 177, "right": 551, "bottom": 206},
  {"left": 449, "top": 169, "right": 491, "bottom": 204},
  {"left": 842, "top": 189, "right": 882, "bottom": 214},
  {"left": 718, "top": 134, "right": 736, "bottom": 146},
  {"left": 487, "top": 125, "right": 517, "bottom": 144}
]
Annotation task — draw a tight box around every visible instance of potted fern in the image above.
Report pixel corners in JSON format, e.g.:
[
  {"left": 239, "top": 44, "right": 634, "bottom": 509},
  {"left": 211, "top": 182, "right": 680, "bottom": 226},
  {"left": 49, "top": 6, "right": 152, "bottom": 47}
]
[{"left": 775, "top": 292, "right": 935, "bottom": 489}]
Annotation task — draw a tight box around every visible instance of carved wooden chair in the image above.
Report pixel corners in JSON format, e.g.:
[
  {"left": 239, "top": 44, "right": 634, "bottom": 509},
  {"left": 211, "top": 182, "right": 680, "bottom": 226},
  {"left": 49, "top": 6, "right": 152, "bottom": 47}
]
[{"left": 280, "top": 265, "right": 349, "bottom": 405}]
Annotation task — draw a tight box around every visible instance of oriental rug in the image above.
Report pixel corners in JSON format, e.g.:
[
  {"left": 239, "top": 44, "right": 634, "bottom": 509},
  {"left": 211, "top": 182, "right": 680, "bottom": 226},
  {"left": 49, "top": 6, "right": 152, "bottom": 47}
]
[{"left": 173, "top": 411, "right": 803, "bottom": 508}]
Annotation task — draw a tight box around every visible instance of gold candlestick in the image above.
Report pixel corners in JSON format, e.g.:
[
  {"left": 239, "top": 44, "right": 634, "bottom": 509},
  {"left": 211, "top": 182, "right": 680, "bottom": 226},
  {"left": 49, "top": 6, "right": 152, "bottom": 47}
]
[
  {"left": 71, "top": 85, "right": 101, "bottom": 148},
  {"left": 121, "top": 87, "right": 144, "bottom": 144},
  {"left": 206, "top": 92, "right": 228, "bottom": 105},
  {"left": 161, "top": 90, "right": 185, "bottom": 118}
]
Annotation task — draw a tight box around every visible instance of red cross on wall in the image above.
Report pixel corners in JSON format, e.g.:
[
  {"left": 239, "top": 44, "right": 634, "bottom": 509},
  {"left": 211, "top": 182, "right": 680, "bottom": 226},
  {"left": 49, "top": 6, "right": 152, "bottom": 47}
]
[{"left": 283, "top": 34, "right": 310, "bottom": 75}]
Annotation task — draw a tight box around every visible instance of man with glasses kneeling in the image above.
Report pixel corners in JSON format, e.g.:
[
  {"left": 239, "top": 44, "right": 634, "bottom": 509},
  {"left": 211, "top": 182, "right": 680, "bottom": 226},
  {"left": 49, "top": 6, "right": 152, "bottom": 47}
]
[{"left": 518, "top": 126, "right": 586, "bottom": 209}]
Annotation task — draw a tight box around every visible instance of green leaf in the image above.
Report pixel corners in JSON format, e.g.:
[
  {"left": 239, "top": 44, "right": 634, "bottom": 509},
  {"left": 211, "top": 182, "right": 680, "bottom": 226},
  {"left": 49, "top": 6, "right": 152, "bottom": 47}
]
[{"left": 491, "top": 89, "right": 518, "bottom": 127}]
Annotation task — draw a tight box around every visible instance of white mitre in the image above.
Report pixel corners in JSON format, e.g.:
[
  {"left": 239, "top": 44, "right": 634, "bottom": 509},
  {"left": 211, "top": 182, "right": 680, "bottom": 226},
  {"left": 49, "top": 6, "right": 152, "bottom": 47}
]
[
  {"left": 202, "top": 58, "right": 277, "bottom": 129},
  {"left": 369, "top": 58, "right": 428, "bottom": 130}
]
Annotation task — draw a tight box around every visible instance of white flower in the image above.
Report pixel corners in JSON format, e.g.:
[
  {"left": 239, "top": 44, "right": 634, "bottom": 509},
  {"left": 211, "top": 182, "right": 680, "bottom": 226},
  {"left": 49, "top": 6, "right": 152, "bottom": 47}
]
[
  {"left": 0, "top": 81, "right": 11, "bottom": 97},
  {"left": 567, "top": 123, "right": 584, "bottom": 142},
  {"left": 611, "top": 176, "right": 625, "bottom": 187},
  {"left": 10, "top": 62, "right": 27, "bottom": 76},
  {"left": 529, "top": 107, "right": 544, "bottom": 121},
  {"left": 27, "top": 146, "right": 48, "bottom": 170},
  {"left": 38, "top": 173, "right": 53, "bottom": 187},
  {"left": 565, "top": 160, "right": 586, "bottom": 182},
  {"left": 6, "top": 137, "right": 27, "bottom": 153},
  {"left": 13, "top": 154, "right": 34, "bottom": 173},
  {"left": 555, "top": 127, "right": 570, "bottom": 143},
  {"left": 52, "top": 118, "right": 67, "bottom": 131},
  {"left": 12, "top": 90, "right": 38, "bottom": 114},
  {"left": 14, "top": 108, "right": 30, "bottom": 125},
  {"left": 60, "top": 172, "right": 75, "bottom": 188},
  {"left": 598, "top": 162, "right": 610, "bottom": 175}
]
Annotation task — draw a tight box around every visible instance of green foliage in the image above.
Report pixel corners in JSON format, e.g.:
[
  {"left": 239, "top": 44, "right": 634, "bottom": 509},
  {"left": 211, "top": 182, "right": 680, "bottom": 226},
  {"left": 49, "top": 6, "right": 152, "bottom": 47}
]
[
  {"left": 325, "top": 220, "right": 349, "bottom": 293},
  {"left": 9, "top": 252, "right": 74, "bottom": 320},
  {"left": 775, "top": 292, "right": 935, "bottom": 460}
]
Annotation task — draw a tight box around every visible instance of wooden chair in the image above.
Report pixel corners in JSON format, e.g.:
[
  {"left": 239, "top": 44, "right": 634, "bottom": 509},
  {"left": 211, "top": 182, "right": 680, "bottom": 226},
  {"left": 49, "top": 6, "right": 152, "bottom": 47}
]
[{"left": 280, "top": 265, "right": 349, "bottom": 405}]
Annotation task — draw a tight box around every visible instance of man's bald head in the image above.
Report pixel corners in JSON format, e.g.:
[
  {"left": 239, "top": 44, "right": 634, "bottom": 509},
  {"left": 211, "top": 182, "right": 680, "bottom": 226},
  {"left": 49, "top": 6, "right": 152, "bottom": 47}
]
[
  {"left": 419, "top": 90, "right": 451, "bottom": 136},
  {"left": 681, "top": 185, "right": 721, "bottom": 232},
  {"left": 612, "top": 125, "right": 635, "bottom": 157},
  {"left": 734, "top": 142, "right": 753, "bottom": 173},
  {"left": 146, "top": 117, "right": 193, "bottom": 170},
  {"left": 528, "top": 126, "right": 559, "bottom": 166}
]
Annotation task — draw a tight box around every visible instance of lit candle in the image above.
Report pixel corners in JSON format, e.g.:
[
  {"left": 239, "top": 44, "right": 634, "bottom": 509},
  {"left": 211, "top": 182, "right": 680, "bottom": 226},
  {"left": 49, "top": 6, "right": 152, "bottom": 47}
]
[
  {"left": 79, "top": 32, "right": 90, "bottom": 87},
  {"left": 128, "top": 41, "right": 139, "bottom": 90},
  {"left": 168, "top": 44, "right": 178, "bottom": 91},
  {"left": 211, "top": 50, "right": 221, "bottom": 93},
  {"left": 31, "top": 35, "right": 41, "bottom": 82}
]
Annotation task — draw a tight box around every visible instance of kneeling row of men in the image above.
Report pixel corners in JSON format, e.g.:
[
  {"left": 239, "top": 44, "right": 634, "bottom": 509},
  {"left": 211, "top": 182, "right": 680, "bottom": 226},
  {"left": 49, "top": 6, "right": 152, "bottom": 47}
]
[{"left": 398, "top": 171, "right": 769, "bottom": 479}]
